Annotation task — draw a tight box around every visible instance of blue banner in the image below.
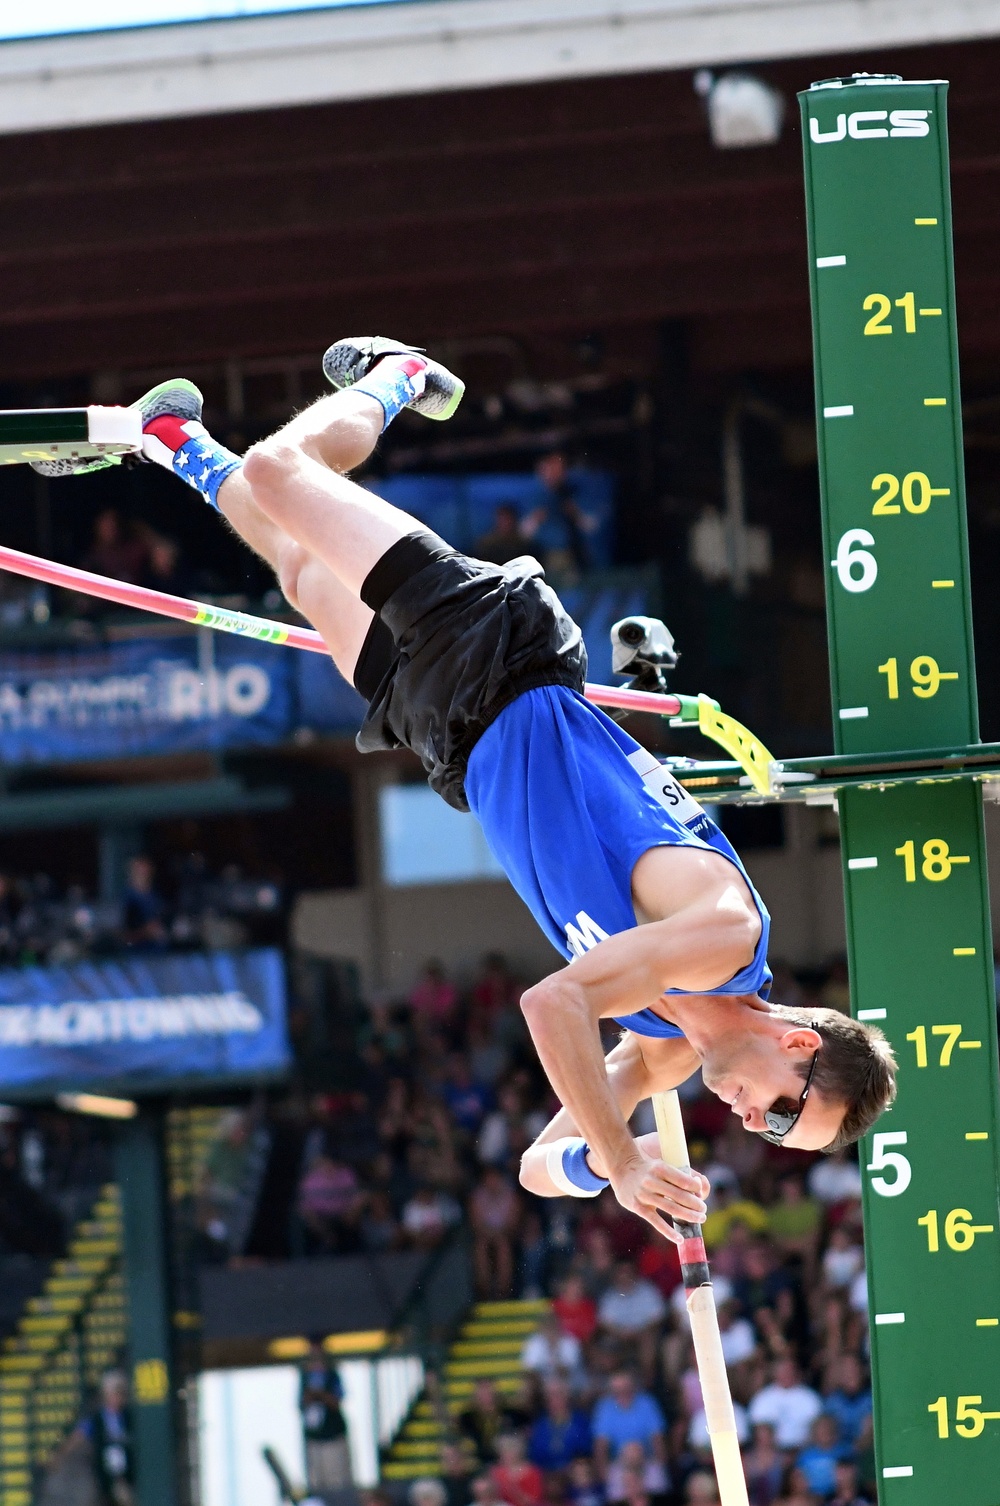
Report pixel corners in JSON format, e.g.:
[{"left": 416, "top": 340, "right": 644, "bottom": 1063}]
[
  {"left": 0, "top": 570, "right": 651, "bottom": 764},
  {"left": 0, "top": 948, "right": 290, "bottom": 1099},
  {"left": 0, "top": 632, "right": 296, "bottom": 764}
]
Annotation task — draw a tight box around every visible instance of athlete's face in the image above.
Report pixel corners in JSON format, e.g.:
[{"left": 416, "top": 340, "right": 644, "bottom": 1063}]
[{"left": 700, "top": 1023, "right": 846, "bottom": 1152}]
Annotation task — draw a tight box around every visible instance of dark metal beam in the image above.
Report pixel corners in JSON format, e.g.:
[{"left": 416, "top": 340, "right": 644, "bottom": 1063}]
[{"left": 0, "top": 777, "right": 289, "bottom": 831}]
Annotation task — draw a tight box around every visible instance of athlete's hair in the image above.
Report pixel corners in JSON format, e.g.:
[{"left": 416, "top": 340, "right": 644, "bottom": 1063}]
[{"left": 770, "top": 1003, "right": 897, "bottom": 1153}]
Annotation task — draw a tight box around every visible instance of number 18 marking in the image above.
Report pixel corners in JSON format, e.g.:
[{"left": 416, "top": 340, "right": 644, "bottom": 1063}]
[{"left": 895, "top": 839, "right": 970, "bottom": 882}]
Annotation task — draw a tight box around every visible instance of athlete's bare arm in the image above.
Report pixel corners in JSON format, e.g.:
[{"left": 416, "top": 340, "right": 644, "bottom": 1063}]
[
  {"left": 519, "top": 1032, "right": 702, "bottom": 1197},
  {"left": 520, "top": 863, "right": 758, "bottom": 1238}
]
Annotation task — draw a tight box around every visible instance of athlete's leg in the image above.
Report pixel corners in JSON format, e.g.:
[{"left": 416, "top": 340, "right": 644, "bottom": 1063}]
[
  {"left": 209, "top": 400, "right": 384, "bottom": 684},
  {"left": 242, "top": 429, "right": 425, "bottom": 599}
]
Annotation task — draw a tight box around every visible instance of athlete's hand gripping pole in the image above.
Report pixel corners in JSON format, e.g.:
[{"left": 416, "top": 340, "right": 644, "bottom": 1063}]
[{"left": 652, "top": 1091, "right": 749, "bottom": 1506}]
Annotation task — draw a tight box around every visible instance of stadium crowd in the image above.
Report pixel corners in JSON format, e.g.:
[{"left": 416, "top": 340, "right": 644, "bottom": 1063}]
[
  {"left": 0, "top": 853, "right": 282, "bottom": 967},
  {"left": 271, "top": 952, "right": 875, "bottom": 1505},
  {"left": 0, "top": 926, "right": 876, "bottom": 1505}
]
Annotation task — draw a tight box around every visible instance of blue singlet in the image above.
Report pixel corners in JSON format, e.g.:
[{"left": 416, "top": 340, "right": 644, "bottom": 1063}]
[{"left": 464, "top": 685, "right": 771, "bottom": 1038}]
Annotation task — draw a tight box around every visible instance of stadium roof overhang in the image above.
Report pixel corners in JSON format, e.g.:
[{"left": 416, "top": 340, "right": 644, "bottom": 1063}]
[{"left": 1, "top": 0, "right": 1000, "bottom": 134}]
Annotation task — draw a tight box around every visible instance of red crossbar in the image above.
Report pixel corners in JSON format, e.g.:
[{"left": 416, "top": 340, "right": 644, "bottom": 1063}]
[{"left": 0, "top": 541, "right": 681, "bottom": 716}]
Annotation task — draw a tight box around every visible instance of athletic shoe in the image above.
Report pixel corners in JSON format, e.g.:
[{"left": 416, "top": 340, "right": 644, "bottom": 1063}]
[
  {"left": 322, "top": 336, "right": 464, "bottom": 421},
  {"left": 30, "top": 379, "right": 204, "bottom": 478}
]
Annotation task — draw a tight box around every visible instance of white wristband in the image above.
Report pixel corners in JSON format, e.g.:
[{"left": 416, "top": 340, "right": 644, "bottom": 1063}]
[{"left": 544, "top": 1137, "right": 608, "bottom": 1197}]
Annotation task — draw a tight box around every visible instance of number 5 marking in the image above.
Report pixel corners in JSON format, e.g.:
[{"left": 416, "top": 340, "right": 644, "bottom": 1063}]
[
  {"left": 867, "top": 1130, "right": 911, "bottom": 1196},
  {"left": 833, "top": 529, "right": 877, "bottom": 593}
]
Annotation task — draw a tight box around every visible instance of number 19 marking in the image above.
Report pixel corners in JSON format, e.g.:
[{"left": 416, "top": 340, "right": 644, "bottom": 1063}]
[{"left": 878, "top": 656, "right": 958, "bottom": 699}]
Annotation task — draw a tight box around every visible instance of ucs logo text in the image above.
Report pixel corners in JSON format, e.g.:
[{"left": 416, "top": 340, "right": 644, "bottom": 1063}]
[{"left": 810, "top": 110, "right": 930, "bottom": 144}]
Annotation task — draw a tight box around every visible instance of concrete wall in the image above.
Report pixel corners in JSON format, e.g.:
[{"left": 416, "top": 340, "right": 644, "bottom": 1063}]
[
  {"left": 293, "top": 877, "right": 561, "bottom": 993},
  {"left": 292, "top": 801, "right": 1000, "bottom": 995}
]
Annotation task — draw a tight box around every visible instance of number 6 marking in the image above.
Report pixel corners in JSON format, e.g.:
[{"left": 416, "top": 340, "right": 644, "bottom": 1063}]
[
  {"left": 833, "top": 529, "right": 878, "bottom": 593},
  {"left": 867, "top": 1130, "right": 911, "bottom": 1196}
]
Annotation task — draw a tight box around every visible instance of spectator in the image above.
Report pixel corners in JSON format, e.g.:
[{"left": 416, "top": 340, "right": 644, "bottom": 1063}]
[
  {"left": 767, "top": 1174, "right": 822, "bottom": 1275},
  {"left": 717, "top": 1298, "right": 757, "bottom": 1370},
  {"left": 471, "top": 1474, "right": 514, "bottom": 1506},
  {"left": 527, "top": 1377, "right": 592, "bottom": 1473},
  {"left": 743, "top": 1422, "right": 784, "bottom": 1506},
  {"left": 460, "top": 1379, "right": 524, "bottom": 1465},
  {"left": 198, "top": 1109, "right": 256, "bottom": 1254},
  {"left": 296, "top": 1155, "right": 362, "bottom": 1254},
  {"left": 122, "top": 857, "right": 167, "bottom": 949},
  {"left": 523, "top": 451, "right": 601, "bottom": 580},
  {"left": 591, "top": 1372, "right": 666, "bottom": 1485},
  {"left": 702, "top": 1187, "right": 769, "bottom": 1251},
  {"left": 635, "top": 1231, "right": 681, "bottom": 1303},
  {"left": 823, "top": 1355, "right": 872, "bottom": 1448},
  {"left": 411, "top": 1480, "right": 448, "bottom": 1506},
  {"left": 773, "top": 1466, "right": 819, "bottom": 1506},
  {"left": 733, "top": 1241, "right": 798, "bottom": 1327},
  {"left": 492, "top": 1433, "right": 544, "bottom": 1506},
  {"left": 605, "top": 1440, "right": 669, "bottom": 1505},
  {"left": 401, "top": 1185, "right": 461, "bottom": 1249},
  {"left": 566, "top": 1457, "right": 604, "bottom": 1506},
  {"left": 747, "top": 1359, "right": 823, "bottom": 1451},
  {"left": 408, "top": 959, "right": 459, "bottom": 1026},
  {"left": 300, "top": 1342, "right": 352, "bottom": 1492},
  {"left": 796, "top": 1414, "right": 850, "bottom": 1499},
  {"left": 521, "top": 1315, "right": 584, "bottom": 1388},
  {"left": 819, "top": 959, "right": 851, "bottom": 1015},
  {"left": 360, "top": 1190, "right": 400, "bottom": 1252},
  {"left": 470, "top": 1167, "right": 521, "bottom": 1297},
  {"left": 81, "top": 508, "right": 148, "bottom": 584},
  {"left": 142, "top": 532, "right": 190, "bottom": 596},
  {"left": 475, "top": 505, "right": 528, "bottom": 566},
  {"left": 472, "top": 953, "right": 520, "bottom": 1016},
  {"left": 518, "top": 1210, "right": 552, "bottom": 1300},
  {"left": 829, "top": 1458, "right": 871, "bottom": 1506},
  {"left": 821, "top": 1227, "right": 864, "bottom": 1292},
  {"left": 74, "top": 1369, "right": 133, "bottom": 1506},
  {"left": 440, "top": 1442, "right": 475, "bottom": 1506},
  {"left": 596, "top": 1263, "right": 666, "bottom": 1384},
  {"left": 575, "top": 1226, "right": 616, "bottom": 1298},
  {"left": 552, "top": 1272, "right": 598, "bottom": 1345},
  {"left": 442, "top": 1054, "right": 493, "bottom": 1136},
  {"left": 807, "top": 1150, "right": 862, "bottom": 1206},
  {"left": 478, "top": 1084, "right": 546, "bottom": 1171},
  {"left": 682, "top": 1473, "right": 719, "bottom": 1506}
]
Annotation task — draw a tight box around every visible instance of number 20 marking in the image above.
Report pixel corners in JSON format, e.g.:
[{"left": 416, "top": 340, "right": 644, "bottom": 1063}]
[{"left": 872, "top": 471, "right": 950, "bottom": 515}]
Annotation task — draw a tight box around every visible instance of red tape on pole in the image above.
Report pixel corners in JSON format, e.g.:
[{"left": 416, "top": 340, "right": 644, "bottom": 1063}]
[{"left": 0, "top": 541, "right": 682, "bottom": 716}]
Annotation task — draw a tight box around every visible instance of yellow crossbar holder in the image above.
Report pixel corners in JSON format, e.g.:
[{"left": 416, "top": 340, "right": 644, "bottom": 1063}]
[{"left": 696, "top": 697, "right": 775, "bottom": 796}]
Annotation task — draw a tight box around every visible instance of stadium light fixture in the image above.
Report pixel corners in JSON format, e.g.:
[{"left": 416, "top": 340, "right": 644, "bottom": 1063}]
[
  {"left": 56, "top": 1092, "right": 138, "bottom": 1119},
  {"left": 694, "top": 70, "right": 785, "bottom": 148}
]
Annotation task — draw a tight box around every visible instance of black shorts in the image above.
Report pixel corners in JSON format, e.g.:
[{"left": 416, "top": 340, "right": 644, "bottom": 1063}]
[{"left": 352, "top": 531, "right": 587, "bottom": 811}]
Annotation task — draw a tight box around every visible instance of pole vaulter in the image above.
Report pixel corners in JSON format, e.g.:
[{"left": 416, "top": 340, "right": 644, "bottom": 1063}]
[{"left": 0, "top": 332, "right": 896, "bottom": 1506}]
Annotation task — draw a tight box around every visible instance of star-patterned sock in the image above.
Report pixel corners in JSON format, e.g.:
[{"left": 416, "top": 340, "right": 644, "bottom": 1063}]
[
  {"left": 352, "top": 353, "right": 428, "bottom": 431},
  {"left": 141, "top": 414, "right": 242, "bottom": 511}
]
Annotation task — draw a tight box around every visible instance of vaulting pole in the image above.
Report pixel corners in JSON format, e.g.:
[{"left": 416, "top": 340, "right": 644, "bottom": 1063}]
[{"left": 652, "top": 1090, "right": 749, "bottom": 1506}]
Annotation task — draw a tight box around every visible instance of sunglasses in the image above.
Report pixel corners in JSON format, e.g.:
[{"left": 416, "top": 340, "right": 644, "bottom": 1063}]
[{"left": 758, "top": 1039, "right": 821, "bottom": 1146}]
